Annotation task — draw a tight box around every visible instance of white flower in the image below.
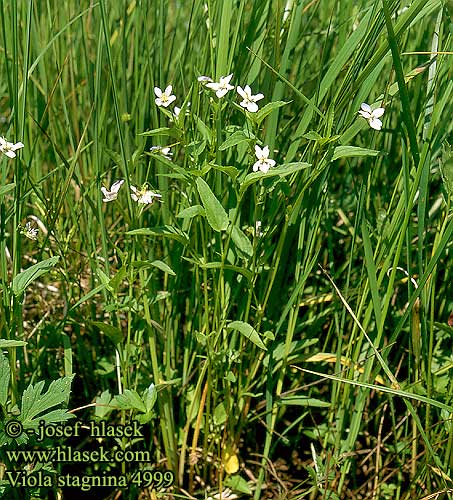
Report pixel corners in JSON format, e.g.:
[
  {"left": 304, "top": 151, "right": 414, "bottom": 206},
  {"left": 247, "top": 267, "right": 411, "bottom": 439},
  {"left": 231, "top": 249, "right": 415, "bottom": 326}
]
[
  {"left": 23, "top": 222, "right": 39, "bottom": 240},
  {"left": 255, "top": 220, "right": 263, "bottom": 237},
  {"left": 253, "top": 145, "right": 276, "bottom": 173},
  {"left": 130, "top": 185, "right": 162, "bottom": 204},
  {"left": 206, "top": 74, "right": 234, "bottom": 98},
  {"left": 197, "top": 75, "right": 213, "bottom": 84},
  {"left": 358, "top": 103, "right": 385, "bottom": 130},
  {"left": 0, "top": 136, "right": 24, "bottom": 158},
  {"left": 154, "top": 85, "right": 176, "bottom": 107},
  {"left": 237, "top": 85, "right": 264, "bottom": 112},
  {"left": 150, "top": 146, "right": 173, "bottom": 160},
  {"left": 101, "top": 179, "right": 124, "bottom": 202},
  {"left": 172, "top": 102, "right": 190, "bottom": 120}
]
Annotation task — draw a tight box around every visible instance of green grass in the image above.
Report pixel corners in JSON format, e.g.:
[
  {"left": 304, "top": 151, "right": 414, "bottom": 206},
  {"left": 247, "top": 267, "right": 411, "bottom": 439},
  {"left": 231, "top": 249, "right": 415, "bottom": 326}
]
[{"left": 0, "top": 0, "right": 452, "bottom": 499}]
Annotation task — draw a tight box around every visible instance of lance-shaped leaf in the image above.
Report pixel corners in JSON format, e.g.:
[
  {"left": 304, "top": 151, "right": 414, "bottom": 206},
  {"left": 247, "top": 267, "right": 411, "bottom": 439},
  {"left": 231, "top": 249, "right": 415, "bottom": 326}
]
[
  {"left": 196, "top": 178, "right": 229, "bottom": 231},
  {"left": 12, "top": 256, "right": 59, "bottom": 297},
  {"left": 227, "top": 321, "right": 267, "bottom": 350}
]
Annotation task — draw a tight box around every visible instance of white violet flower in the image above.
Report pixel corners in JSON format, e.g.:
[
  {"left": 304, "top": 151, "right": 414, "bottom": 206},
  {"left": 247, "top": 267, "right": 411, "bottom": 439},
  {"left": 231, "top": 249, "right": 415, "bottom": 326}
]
[
  {"left": 237, "top": 85, "right": 264, "bottom": 112},
  {"left": 23, "top": 222, "right": 39, "bottom": 240},
  {"left": 154, "top": 85, "right": 176, "bottom": 108},
  {"left": 197, "top": 75, "right": 213, "bottom": 84},
  {"left": 149, "top": 146, "right": 173, "bottom": 160},
  {"left": 358, "top": 103, "right": 385, "bottom": 130},
  {"left": 253, "top": 145, "right": 276, "bottom": 173},
  {"left": 130, "top": 185, "right": 162, "bottom": 205},
  {"left": 101, "top": 179, "right": 124, "bottom": 202},
  {"left": 206, "top": 74, "right": 234, "bottom": 98},
  {"left": 0, "top": 136, "right": 24, "bottom": 158}
]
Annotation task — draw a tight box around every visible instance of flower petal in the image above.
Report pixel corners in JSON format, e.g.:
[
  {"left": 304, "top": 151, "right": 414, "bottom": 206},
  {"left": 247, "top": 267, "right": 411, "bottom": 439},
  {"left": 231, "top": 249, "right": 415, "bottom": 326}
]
[
  {"left": 255, "top": 145, "right": 263, "bottom": 158},
  {"left": 247, "top": 102, "right": 259, "bottom": 113},
  {"left": 372, "top": 107, "right": 385, "bottom": 118},
  {"left": 164, "top": 85, "right": 173, "bottom": 95},
  {"left": 253, "top": 93, "right": 264, "bottom": 101},
  {"left": 154, "top": 87, "right": 163, "bottom": 97},
  {"left": 360, "top": 103, "right": 372, "bottom": 113},
  {"left": 369, "top": 118, "right": 382, "bottom": 130},
  {"left": 223, "top": 74, "right": 233, "bottom": 84}
]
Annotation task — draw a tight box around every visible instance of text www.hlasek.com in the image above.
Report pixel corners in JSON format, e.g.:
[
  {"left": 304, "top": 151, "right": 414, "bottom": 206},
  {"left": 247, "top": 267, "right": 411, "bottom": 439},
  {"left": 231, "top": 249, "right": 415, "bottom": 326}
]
[{"left": 6, "top": 447, "right": 151, "bottom": 463}]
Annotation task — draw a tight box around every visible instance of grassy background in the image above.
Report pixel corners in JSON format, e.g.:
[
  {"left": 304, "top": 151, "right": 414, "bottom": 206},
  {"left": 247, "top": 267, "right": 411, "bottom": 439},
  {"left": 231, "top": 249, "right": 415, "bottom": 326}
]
[{"left": 0, "top": 0, "right": 452, "bottom": 499}]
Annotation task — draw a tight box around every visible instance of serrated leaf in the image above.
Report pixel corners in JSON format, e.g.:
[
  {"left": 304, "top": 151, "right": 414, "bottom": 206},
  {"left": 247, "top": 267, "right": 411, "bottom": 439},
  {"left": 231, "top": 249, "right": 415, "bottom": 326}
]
[
  {"left": 92, "top": 322, "right": 123, "bottom": 345},
  {"left": 0, "top": 352, "right": 10, "bottom": 407},
  {"left": 177, "top": 205, "right": 206, "bottom": 219},
  {"left": 150, "top": 260, "right": 176, "bottom": 276},
  {"left": 196, "top": 178, "right": 229, "bottom": 231},
  {"left": 127, "top": 226, "right": 189, "bottom": 245},
  {"left": 21, "top": 375, "right": 75, "bottom": 430},
  {"left": 95, "top": 390, "right": 113, "bottom": 419},
  {"left": 112, "top": 389, "right": 147, "bottom": 413},
  {"left": 231, "top": 226, "right": 253, "bottom": 257},
  {"left": 0, "top": 183, "right": 15, "bottom": 196},
  {"left": 254, "top": 101, "right": 288, "bottom": 126},
  {"left": 240, "top": 162, "right": 310, "bottom": 194},
  {"left": 332, "top": 146, "right": 380, "bottom": 161},
  {"left": 12, "top": 256, "right": 59, "bottom": 297},
  {"left": 227, "top": 321, "right": 266, "bottom": 351}
]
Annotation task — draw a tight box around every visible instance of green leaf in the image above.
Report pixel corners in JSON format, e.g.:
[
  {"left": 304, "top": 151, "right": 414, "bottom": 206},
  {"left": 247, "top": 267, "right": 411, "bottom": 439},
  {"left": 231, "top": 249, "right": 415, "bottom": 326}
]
[
  {"left": 95, "top": 390, "right": 113, "bottom": 419},
  {"left": 0, "top": 352, "right": 10, "bottom": 407},
  {"left": 92, "top": 322, "right": 123, "bottom": 345},
  {"left": 214, "top": 402, "right": 227, "bottom": 425},
  {"left": 127, "top": 226, "right": 189, "bottom": 245},
  {"left": 184, "top": 258, "right": 252, "bottom": 281},
  {"left": 227, "top": 321, "right": 267, "bottom": 351},
  {"left": 195, "top": 116, "right": 212, "bottom": 144},
  {"left": 254, "top": 101, "right": 288, "bottom": 126},
  {"left": 231, "top": 226, "right": 253, "bottom": 257},
  {"left": 150, "top": 260, "right": 176, "bottom": 276},
  {"left": 177, "top": 205, "right": 206, "bottom": 219},
  {"left": 240, "top": 162, "right": 310, "bottom": 194},
  {"left": 209, "top": 164, "right": 240, "bottom": 181},
  {"left": 21, "top": 376, "right": 75, "bottom": 431},
  {"left": 0, "top": 183, "right": 15, "bottom": 196},
  {"left": 225, "top": 474, "right": 252, "bottom": 495},
  {"left": 112, "top": 389, "right": 147, "bottom": 413},
  {"left": 278, "top": 396, "right": 330, "bottom": 408},
  {"left": 138, "top": 127, "right": 180, "bottom": 138},
  {"left": 196, "top": 178, "right": 229, "bottom": 231},
  {"left": 441, "top": 141, "right": 453, "bottom": 197},
  {"left": 332, "top": 146, "right": 381, "bottom": 161},
  {"left": 219, "top": 130, "right": 251, "bottom": 150},
  {"left": 12, "top": 256, "right": 60, "bottom": 297},
  {"left": 143, "top": 384, "right": 157, "bottom": 413},
  {"left": 0, "top": 339, "right": 27, "bottom": 348}
]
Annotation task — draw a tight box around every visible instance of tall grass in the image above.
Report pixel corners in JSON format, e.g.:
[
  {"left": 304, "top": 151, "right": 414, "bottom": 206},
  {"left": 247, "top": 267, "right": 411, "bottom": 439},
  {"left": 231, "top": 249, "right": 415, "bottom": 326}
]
[{"left": 0, "top": 0, "right": 452, "bottom": 499}]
